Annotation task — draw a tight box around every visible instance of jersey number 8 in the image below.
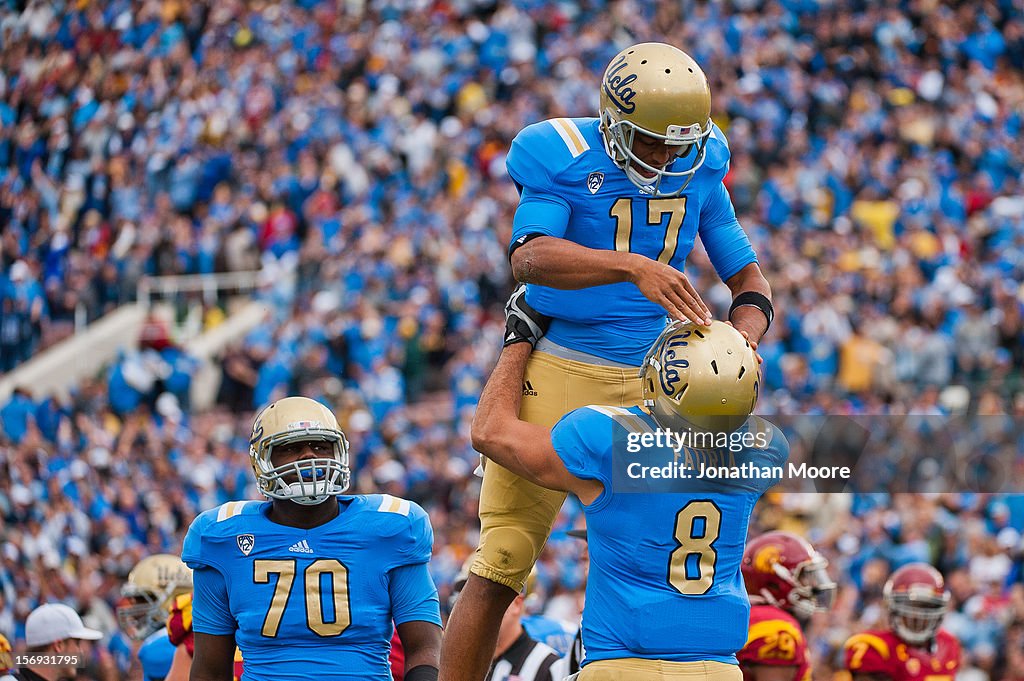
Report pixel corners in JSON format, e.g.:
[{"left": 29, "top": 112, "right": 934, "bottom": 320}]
[
  {"left": 254, "top": 559, "right": 351, "bottom": 637},
  {"left": 667, "top": 500, "right": 722, "bottom": 595}
]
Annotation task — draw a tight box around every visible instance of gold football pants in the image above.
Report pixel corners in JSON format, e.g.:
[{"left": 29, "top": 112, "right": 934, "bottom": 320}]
[
  {"left": 471, "top": 350, "right": 642, "bottom": 591},
  {"left": 571, "top": 659, "right": 742, "bottom": 681}
]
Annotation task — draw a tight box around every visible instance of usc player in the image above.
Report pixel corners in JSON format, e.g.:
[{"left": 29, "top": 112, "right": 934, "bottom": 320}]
[
  {"left": 844, "top": 563, "right": 961, "bottom": 681},
  {"left": 739, "top": 531, "right": 836, "bottom": 681}
]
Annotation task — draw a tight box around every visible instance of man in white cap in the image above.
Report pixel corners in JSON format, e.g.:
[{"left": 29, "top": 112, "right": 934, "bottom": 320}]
[{"left": 17, "top": 603, "right": 102, "bottom": 681}]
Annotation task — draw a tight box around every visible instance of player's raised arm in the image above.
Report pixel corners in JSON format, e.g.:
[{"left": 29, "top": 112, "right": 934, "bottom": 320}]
[
  {"left": 471, "top": 342, "right": 598, "bottom": 501},
  {"left": 511, "top": 235, "right": 712, "bottom": 326},
  {"left": 725, "top": 263, "right": 772, "bottom": 352}
]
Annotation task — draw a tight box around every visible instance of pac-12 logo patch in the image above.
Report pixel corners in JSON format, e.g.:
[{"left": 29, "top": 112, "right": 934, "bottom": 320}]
[
  {"left": 237, "top": 534, "right": 255, "bottom": 556},
  {"left": 587, "top": 171, "right": 604, "bottom": 194}
]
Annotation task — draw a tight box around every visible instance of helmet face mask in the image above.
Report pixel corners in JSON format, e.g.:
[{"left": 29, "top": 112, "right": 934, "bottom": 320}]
[
  {"left": 884, "top": 564, "right": 950, "bottom": 646},
  {"left": 889, "top": 596, "right": 949, "bottom": 645},
  {"left": 117, "top": 554, "right": 193, "bottom": 641},
  {"left": 640, "top": 320, "right": 759, "bottom": 434},
  {"left": 786, "top": 557, "right": 837, "bottom": 619},
  {"left": 742, "top": 531, "right": 836, "bottom": 621},
  {"left": 250, "top": 397, "right": 351, "bottom": 506},
  {"left": 599, "top": 43, "right": 713, "bottom": 197}
]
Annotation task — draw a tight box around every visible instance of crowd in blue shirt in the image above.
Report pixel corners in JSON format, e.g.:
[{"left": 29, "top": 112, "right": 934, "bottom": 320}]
[{"left": 1, "top": 0, "right": 1023, "bottom": 679}]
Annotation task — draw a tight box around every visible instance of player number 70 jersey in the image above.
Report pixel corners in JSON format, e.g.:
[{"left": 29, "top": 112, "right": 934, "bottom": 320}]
[{"left": 182, "top": 496, "right": 439, "bottom": 681}]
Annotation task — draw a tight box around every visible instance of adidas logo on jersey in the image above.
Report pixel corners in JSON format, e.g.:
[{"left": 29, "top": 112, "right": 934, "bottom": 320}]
[
  {"left": 522, "top": 380, "right": 538, "bottom": 397},
  {"left": 288, "top": 540, "right": 314, "bottom": 554}
]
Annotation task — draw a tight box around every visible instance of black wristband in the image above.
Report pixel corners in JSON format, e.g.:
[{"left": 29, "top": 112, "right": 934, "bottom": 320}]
[
  {"left": 406, "top": 665, "right": 440, "bottom": 681},
  {"left": 729, "top": 291, "right": 773, "bottom": 330},
  {"left": 508, "top": 232, "right": 545, "bottom": 260}
]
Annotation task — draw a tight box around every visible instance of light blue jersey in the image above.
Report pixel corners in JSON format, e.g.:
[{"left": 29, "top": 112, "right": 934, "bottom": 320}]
[
  {"left": 522, "top": 615, "right": 577, "bottom": 657},
  {"left": 138, "top": 629, "right": 175, "bottom": 681},
  {"left": 183, "top": 496, "right": 441, "bottom": 681},
  {"left": 549, "top": 406, "right": 788, "bottom": 666},
  {"left": 507, "top": 118, "right": 756, "bottom": 365}
]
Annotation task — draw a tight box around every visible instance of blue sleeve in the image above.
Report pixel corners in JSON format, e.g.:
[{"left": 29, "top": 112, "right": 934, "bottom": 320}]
[
  {"left": 698, "top": 182, "right": 757, "bottom": 282},
  {"left": 138, "top": 634, "right": 174, "bottom": 681},
  {"left": 510, "top": 185, "right": 572, "bottom": 248},
  {"left": 389, "top": 562, "right": 442, "bottom": 626},
  {"left": 506, "top": 122, "right": 563, "bottom": 190},
  {"left": 397, "top": 501, "right": 434, "bottom": 567},
  {"left": 191, "top": 566, "right": 236, "bottom": 635},
  {"left": 181, "top": 511, "right": 213, "bottom": 569},
  {"left": 550, "top": 408, "right": 613, "bottom": 507}
]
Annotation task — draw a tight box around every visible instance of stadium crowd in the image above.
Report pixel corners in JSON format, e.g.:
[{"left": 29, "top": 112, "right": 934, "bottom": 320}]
[{"left": 1, "top": 0, "right": 1023, "bottom": 678}]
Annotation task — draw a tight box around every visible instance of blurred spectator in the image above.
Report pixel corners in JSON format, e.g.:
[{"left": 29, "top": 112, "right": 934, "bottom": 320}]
[{"left": 0, "top": 2, "right": 1023, "bottom": 680}]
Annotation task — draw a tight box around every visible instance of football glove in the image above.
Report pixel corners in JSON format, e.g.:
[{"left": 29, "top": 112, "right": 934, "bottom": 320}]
[{"left": 503, "top": 285, "right": 551, "bottom": 348}]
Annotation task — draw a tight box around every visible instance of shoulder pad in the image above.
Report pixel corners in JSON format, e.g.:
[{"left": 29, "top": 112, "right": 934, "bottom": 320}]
[
  {"left": 182, "top": 502, "right": 259, "bottom": 569},
  {"left": 745, "top": 417, "right": 776, "bottom": 449},
  {"left": 365, "top": 495, "right": 434, "bottom": 567},
  {"left": 215, "top": 500, "right": 261, "bottom": 522},
  {"left": 507, "top": 118, "right": 593, "bottom": 191},
  {"left": 845, "top": 632, "right": 894, "bottom": 673},
  {"left": 700, "top": 123, "right": 732, "bottom": 175},
  {"left": 581, "top": 405, "right": 656, "bottom": 436},
  {"left": 375, "top": 494, "right": 414, "bottom": 516}
]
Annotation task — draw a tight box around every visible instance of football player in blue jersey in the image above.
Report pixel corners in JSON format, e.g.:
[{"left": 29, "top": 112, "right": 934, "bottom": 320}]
[
  {"left": 185, "top": 396, "right": 441, "bottom": 681},
  {"left": 443, "top": 41, "right": 774, "bottom": 681},
  {"left": 467, "top": 320, "right": 787, "bottom": 681},
  {"left": 116, "top": 554, "right": 193, "bottom": 681}
]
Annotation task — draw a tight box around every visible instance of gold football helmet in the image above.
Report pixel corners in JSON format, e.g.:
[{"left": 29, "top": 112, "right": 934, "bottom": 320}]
[
  {"left": 249, "top": 396, "right": 350, "bottom": 505},
  {"left": 117, "top": 554, "right": 193, "bottom": 640},
  {"left": 599, "top": 42, "right": 713, "bottom": 197},
  {"left": 640, "top": 320, "right": 759, "bottom": 433}
]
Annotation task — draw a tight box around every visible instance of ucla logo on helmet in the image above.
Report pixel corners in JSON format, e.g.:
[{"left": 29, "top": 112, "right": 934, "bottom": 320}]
[
  {"left": 658, "top": 333, "right": 691, "bottom": 396},
  {"left": 603, "top": 55, "right": 638, "bottom": 113},
  {"left": 249, "top": 421, "right": 264, "bottom": 447}
]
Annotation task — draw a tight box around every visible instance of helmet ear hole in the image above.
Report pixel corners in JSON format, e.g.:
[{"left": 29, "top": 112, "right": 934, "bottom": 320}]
[
  {"left": 710, "top": 360, "right": 718, "bottom": 375},
  {"left": 737, "top": 365, "right": 746, "bottom": 380}
]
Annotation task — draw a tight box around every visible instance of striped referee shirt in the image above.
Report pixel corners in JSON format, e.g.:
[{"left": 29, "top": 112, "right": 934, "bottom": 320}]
[{"left": 486, "top": 630, "right": 562, "bottom": 681}]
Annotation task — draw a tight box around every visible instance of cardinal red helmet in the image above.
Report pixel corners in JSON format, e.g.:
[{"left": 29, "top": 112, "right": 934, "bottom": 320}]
[
  {"left": 742, "top": 531, "right": 836, "bottom": 619},
  {"left": 884, "top": 563, "right": 950, "bottom": 646}
]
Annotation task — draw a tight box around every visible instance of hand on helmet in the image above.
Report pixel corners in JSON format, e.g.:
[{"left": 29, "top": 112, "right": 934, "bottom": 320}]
[
  {"left": 629, "top": 255, "right": 712, "bottom": 327},
  {"left": 725, "top": 320, "right": 764, "bottom": 367}
]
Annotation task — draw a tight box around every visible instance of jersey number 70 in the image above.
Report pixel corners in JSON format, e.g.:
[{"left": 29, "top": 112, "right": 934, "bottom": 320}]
[
  {"left": 667, "top": 500, "right": 721, "bottom": 595},
  {"left": 254, "top": 559, "right": 352, "bottom": 637}
]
